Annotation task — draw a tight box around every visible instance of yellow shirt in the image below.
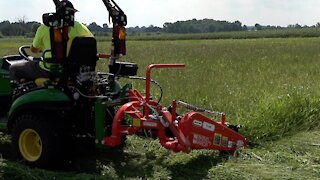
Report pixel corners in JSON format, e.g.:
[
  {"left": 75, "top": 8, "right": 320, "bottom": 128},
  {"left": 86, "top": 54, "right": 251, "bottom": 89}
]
[{"left": 32, "top": 21, "right": 93, "bottom": 71}]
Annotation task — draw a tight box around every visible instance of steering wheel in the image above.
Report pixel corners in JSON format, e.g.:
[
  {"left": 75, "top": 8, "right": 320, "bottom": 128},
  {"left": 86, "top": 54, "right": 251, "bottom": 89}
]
[{"left": 19, "top": 45, "right": 32, "bottom": 61}]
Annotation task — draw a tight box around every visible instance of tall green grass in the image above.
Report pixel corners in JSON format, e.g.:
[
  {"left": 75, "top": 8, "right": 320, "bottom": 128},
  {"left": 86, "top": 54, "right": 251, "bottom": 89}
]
[
  {"left": 244, "top": 92, "right": 320, "bottom": 143},
  {"left": 1, "top": 36, "right": 320, "bottom": 143},
  {"left": 1, "top": 36, "right": 320, "bottom": 179},
  {"left": 106, "top": 28, "right": 320, "bottom": 41},
  {"left": 98, "top": 37, "right": 320, "bottom": 143}
]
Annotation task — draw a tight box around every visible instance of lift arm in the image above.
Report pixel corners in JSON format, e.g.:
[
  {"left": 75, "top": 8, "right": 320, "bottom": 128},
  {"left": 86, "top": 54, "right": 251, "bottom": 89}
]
[
  {"left": 53, "top": 0, "right": 61, "bottom": 6},
  {"left": 102, "top": 0, "right": 127, "bottom": 62}
]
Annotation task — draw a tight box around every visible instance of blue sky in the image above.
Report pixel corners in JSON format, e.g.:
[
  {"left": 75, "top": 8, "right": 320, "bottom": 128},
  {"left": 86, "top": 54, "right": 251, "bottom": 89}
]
[{"left": 1, "top": 0, "right": 320, "bottom": 27}]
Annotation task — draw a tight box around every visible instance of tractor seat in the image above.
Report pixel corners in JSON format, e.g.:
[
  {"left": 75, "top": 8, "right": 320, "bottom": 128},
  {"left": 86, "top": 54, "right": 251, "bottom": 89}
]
[
  {"left": 34, "top": 36, "right": 98, "bottom": 86},
  {"left": 65, "top": 36, "right": 98, "bottom": 81}
]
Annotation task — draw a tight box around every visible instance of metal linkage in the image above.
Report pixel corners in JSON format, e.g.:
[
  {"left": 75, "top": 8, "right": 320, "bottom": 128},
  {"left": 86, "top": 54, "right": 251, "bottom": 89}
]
[
  {"left": 145, "top": 103, "right": 169, "bottom": 127},
  {"left": 177, "top": 100, "right": 223, "bottom": 116}
]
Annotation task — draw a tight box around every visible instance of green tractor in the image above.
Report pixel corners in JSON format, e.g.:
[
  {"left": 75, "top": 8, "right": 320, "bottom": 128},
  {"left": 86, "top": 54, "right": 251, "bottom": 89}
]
[
  {"left": 0, "top": 0, "right": 248, "bottom": 169},
  {"left": 0, "top": 0, "right": 136, "bottom": 168},
  {"left": 0, "top": 44, "right": 136, "bottom": 168}
]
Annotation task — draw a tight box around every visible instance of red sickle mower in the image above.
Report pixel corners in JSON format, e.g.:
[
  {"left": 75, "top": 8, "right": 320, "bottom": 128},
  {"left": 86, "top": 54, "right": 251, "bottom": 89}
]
[
  {"left": 100, "top": 0, "right": 248, "bottom": 153},
  {"left": 104, "top": 63, "right": 248, "bottom": 153}
]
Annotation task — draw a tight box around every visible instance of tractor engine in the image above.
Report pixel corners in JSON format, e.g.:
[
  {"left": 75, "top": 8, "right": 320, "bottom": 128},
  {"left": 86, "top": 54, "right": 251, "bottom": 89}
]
[{"left": 73, "top": 61, "right": 138, "bottom": 98}]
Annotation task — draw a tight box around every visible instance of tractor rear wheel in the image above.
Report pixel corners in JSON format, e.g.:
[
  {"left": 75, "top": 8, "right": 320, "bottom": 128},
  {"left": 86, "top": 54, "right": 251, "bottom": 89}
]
[{"left": 11, "top": 113, "right": 65, "bottom": 168}]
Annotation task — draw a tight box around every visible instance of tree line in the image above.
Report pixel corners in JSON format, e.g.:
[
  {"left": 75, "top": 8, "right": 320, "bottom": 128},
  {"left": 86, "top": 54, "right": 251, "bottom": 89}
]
[
  {"left": 0, "top": 20, "right": 41, "bottom": 37},
  {"left": 1, "top": 18, "right": 320, "bottom": 37}
]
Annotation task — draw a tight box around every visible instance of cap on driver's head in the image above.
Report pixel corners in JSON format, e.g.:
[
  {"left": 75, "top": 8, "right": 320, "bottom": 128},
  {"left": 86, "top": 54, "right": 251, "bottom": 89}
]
[{"left": 60, "top": 0, "right": 79, "bottom": 13}]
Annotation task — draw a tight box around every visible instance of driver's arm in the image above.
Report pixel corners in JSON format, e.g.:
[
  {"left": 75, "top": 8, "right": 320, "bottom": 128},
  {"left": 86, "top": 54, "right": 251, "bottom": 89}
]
[
  {"left": 31, "top": 24, "right": 46, "bottom": 54},
  {"left": 31, "top": 46, "right": 42, "bottom": 53}
]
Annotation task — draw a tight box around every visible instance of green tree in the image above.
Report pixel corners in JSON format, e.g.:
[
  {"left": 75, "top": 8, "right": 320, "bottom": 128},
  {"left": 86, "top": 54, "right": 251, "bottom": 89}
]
[
  {"left": 88, "top": 22, "right": 103, "bottom": 32},
  {"left": 102, "top": 23, "right": 109, "bottom": 32},
  {"left": 163, "top": 19, "right": 246, "bottom": 33},
  {"left": 255, "top": 23, "right": 262, "bottom": 30}
]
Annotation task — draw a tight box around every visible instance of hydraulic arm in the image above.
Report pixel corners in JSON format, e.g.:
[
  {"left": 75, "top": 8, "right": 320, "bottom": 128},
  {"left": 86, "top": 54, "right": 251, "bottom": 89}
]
[{"left": 102, "top": 0, "right": 127, "bottom": 61}]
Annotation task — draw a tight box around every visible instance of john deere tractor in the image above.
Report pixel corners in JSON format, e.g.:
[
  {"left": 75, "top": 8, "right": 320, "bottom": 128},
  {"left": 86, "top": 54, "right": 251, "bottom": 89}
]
[
  {"left": 0, "top": 0, "right": 247, "bottom": 169},
  {"left": 0, "top": 0, "right": 137, "bottom": 167}
]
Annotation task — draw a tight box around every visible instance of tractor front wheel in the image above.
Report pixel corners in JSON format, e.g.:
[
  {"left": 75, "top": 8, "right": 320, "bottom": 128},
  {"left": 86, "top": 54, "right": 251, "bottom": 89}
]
[{"left": 11, "top": 113, "right": 64, "bottom": 168}]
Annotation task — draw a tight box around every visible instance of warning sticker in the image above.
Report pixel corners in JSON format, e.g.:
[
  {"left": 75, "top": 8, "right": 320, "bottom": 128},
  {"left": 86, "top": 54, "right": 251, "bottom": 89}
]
[
  {"left": 193, "top": 133, "right": 211, "bottom": 147},
  {"left": 132, "top": 118, "right": 141, "bottom": 127},
  {"left": 193, "top": 120, "right": 203, "bottom": 127},
  {"left": 222, "top": 137, "right": 228, "bottom": 147},
  {"left": 143, "top": 121, "right": 158, "bottom": 127},
  {"left": 203, "top": 122, "right": 215, "bottom": 132},
  {"left": 214, "top": 133, "right": 221, "bottom": 145},
  {"left": 193, "top": 120, "right": 215, "bottom": 132}
]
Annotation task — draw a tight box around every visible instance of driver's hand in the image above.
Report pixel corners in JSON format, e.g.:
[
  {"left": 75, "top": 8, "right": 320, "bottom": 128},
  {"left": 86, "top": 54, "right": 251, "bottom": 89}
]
[{"left": 30, "top": 46, "right": 42, "bottom": 54}]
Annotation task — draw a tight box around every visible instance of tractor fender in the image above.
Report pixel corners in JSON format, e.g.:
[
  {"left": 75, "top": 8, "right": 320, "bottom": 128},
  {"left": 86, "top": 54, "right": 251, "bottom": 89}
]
[{"left": 7, "top": 88, "right": 72, "bottom": 131}]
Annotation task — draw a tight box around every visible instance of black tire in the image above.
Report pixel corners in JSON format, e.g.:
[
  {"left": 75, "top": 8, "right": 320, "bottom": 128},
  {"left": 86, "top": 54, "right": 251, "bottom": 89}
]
[{"left": 11, "top": 113, "right": 65, "bottom": 168}]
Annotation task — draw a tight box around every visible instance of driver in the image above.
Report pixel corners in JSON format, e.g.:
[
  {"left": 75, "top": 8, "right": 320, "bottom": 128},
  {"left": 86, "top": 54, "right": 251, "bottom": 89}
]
[{"left": 9, "top": 0, "right": 93, "bottom": 81}]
